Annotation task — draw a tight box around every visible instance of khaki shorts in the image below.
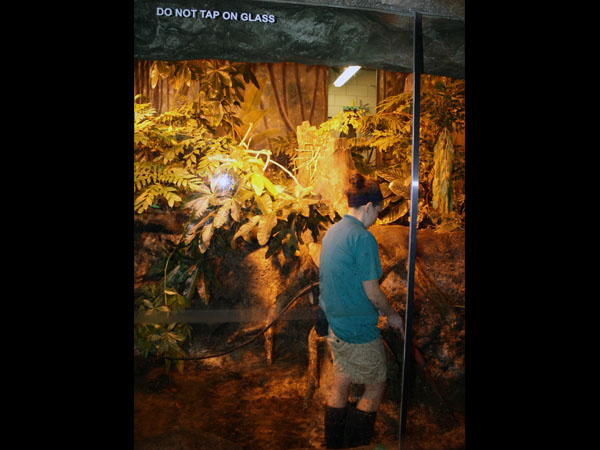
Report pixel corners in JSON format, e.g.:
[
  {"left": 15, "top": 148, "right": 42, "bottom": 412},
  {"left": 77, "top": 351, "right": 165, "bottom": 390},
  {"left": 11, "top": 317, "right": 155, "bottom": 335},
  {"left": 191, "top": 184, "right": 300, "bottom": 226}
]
[{"left": 327, "top": 328, "right": 387, "bottom": 384}]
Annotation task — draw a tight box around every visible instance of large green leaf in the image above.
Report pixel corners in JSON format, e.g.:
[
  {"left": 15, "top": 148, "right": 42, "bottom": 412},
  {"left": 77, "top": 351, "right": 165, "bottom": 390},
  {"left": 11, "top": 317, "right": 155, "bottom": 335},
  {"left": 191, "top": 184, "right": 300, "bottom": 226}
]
[
  {"left": 232, "top": 215, "right": 260, "bottom": 242},
  {"left": 182, "top": 266, "right": 199, "bottom": 300},
  {"left": 255, "top": 193, "right": 273, "bottom": 216},
  {"left": 251, "top": 173, "right": 264, "bottom": 196},
  {"left": 379, "top": 200, "right": 408, "bottom": 224},
  {"left": 184, "top": 194, "right": 212, "bottom": 218},
  {"left": 257, "top": 212, "right": 278, "bottom": 246},
  {"left": 199, "top": 221, "right": 214, "bottom": 253},
  {"left": 214, "top": 200, "right": 231, "bottom": 228},
  {"left": 262, "top": 176, "right": 278, "bottom": 198},
  {"left": 388, "top": 179, "right": 410, "bottom": 198},
  {"left": 229, "top": 199, "right": 241, "bottom": 222}
]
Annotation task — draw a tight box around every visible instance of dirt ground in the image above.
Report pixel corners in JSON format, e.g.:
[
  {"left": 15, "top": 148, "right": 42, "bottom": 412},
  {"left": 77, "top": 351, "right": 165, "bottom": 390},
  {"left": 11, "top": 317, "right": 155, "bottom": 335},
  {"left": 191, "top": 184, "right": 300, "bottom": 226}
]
[{"left": 134, "top": 328, "right": 464, "bottom": 450}]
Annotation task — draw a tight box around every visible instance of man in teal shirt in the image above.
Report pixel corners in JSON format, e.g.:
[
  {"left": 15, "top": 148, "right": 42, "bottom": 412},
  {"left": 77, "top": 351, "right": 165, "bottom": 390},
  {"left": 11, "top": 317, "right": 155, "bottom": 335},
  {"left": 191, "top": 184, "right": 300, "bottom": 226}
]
[
  {"left": 319, "top": 172, "right": 404, "bottom": 448},
  {"left": 319, "top": 214, "right": 383, "bottom": 344}
]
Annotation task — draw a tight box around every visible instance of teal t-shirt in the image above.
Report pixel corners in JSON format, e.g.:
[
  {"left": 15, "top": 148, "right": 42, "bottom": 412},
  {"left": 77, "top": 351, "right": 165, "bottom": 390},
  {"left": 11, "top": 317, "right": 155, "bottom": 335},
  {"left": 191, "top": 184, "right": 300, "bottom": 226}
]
[{"left": 318, "top": 215, "right": 382, "bottom": 344}]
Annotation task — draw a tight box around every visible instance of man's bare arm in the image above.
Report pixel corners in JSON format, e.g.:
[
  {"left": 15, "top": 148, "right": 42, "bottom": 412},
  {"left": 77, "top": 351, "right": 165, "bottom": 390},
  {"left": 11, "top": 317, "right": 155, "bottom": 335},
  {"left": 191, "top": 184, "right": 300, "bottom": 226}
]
[{"left": 362, "top": 279, "right": 404, "bottom": 335}]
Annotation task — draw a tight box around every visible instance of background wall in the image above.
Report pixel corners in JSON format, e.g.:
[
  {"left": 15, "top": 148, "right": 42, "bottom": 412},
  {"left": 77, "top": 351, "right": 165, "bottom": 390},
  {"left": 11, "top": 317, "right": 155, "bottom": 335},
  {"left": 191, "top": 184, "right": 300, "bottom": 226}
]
[{"left": 327, "top": 68, "right": 378, "bottom": 118}]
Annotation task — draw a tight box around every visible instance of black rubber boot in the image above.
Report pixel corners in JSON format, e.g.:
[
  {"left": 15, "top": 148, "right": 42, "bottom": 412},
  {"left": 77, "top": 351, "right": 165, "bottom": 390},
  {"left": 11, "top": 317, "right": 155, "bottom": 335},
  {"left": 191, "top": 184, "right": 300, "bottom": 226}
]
[
  {"left": 324, "top": 405, "right": 348, "bottom": 449},
  {"left": 343, "top": 403, "right": 377, "bottom": 448}
]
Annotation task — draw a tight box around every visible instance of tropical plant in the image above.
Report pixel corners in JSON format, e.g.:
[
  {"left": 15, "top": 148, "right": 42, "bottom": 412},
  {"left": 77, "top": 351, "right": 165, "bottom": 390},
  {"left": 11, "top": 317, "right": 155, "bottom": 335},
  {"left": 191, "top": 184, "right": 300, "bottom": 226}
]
[
  {"left": 134, "top": 61, "right": 262, "bottom": 368},
  {"left": 134, "top": 282, "right": 192, "bottom": 373},
  {"left": 134, "top": 125, "right": 333, "bottom": 368},
  {"left": 181, "top": 129, "right": 333, "bottom": 259},
  {"left": 133, "top": 63, "right": 464, "bottom": 369},
  {"left": 134, "top": 61, "right": 336, "bottom": 368},
  {"left": 323, "top": 75, "right": 465, "bottom": 230},
  {"left": 148, "top": 59, "right": 260, "bottom": 139},
  {"left": 134, "top": 99, "right": 204, "bottom": 212}
]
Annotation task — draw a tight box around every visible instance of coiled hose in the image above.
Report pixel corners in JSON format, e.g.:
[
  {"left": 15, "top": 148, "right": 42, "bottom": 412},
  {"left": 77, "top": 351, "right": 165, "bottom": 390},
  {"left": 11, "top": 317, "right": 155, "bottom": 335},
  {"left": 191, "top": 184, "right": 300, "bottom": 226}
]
[{"left": 161, "top": 281, "right": 320, "bottom": 361}]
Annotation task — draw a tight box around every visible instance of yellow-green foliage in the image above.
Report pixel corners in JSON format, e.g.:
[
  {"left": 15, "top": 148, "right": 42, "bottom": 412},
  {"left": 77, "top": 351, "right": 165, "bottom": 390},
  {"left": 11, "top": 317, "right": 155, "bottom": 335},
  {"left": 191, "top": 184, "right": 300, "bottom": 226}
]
[
  {"left": 133, "top": 64, "right": 463, "bottom": 368},
  {"left": 134, "top": 61, "right": 334, "bottom": 368},
  {"left": 318, "top": 75, "right": 465, "bottom": 230},
  {"left": 134, "top": 97, "right": 206, "bottom": 213}
]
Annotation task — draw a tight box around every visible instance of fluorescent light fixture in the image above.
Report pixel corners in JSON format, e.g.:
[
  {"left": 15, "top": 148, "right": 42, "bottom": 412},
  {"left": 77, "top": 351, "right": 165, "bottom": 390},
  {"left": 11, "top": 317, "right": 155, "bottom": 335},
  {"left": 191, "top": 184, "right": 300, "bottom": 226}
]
[{"left": 333, "top": 66, "right": 361, "bottom": 87}]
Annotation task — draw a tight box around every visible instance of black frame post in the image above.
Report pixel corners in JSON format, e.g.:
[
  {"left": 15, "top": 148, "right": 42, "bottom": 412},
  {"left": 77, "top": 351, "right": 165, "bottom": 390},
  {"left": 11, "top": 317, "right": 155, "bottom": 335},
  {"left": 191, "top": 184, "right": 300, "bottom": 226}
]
[{"left": 398, "top": 10, "right": 422, "bottom": 450}]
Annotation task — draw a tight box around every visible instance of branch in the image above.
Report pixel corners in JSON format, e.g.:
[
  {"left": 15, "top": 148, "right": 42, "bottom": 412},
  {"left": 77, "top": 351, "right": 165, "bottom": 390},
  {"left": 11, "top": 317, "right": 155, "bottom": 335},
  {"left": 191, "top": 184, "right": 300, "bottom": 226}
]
[
  {"left": 267, "top": 64, "right": 295, "bottom": 133},
  {"left": 240, "top": 122, "right": 254, "bottom": 147},
  {"left": 294, "top": 64, "right": 306, "bottom": 122},
  {"left": 246, "top": 149, "right": 303, "bottom": 188},
  {"left": 207, "top": 146, "right": 303, "bottom": 189},
  {"left": 308, "top": 66, "right": 320, "bottom": 125}
]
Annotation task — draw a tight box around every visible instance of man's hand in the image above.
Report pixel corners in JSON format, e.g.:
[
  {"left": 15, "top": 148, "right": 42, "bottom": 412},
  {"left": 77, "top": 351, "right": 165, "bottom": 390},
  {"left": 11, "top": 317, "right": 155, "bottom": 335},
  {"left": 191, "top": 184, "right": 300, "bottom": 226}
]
[
  {"left": 387, "top": 313, "right": 405, "bottom": 339},
  {"left": 362, "top": 279, "right": 405, "bottom": 339}
]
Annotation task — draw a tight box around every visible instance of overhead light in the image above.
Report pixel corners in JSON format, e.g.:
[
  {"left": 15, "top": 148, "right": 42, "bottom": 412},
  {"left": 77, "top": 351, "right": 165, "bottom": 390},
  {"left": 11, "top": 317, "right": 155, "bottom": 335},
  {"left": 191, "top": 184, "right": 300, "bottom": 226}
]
[{"left": 333, "top": 66, "right": 361, "bottom": 87}]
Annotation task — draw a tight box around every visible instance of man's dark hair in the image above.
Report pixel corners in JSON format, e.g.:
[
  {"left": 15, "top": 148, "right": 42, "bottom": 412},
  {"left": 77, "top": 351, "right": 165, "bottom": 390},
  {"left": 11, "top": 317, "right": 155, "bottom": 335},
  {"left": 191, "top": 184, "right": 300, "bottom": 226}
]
[{"left": 345, "top": 172, "right": 383, "bottom": 207}]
